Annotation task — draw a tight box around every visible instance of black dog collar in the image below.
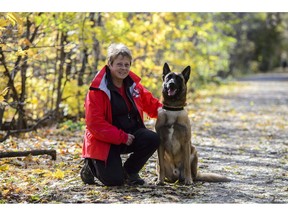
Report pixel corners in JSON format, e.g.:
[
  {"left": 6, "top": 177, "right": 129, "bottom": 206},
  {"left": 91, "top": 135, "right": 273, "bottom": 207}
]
[{"left": 162, "top": 105, "right": 184, "bottom": 111}]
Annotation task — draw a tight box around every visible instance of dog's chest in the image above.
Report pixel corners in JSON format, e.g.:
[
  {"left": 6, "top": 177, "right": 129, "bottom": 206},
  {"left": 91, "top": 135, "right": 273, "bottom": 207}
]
[
  {"left": 164, "top": 124, "right": 181, "bottom": 155},
  {"left": 158, "top": 110, "right": 188, "bottom": 155}
]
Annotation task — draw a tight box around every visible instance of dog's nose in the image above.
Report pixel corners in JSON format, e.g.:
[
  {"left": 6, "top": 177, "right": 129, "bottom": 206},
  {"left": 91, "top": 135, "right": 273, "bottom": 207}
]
[{"left": 167, "top": 80, "right": 176, "bottom": 89}]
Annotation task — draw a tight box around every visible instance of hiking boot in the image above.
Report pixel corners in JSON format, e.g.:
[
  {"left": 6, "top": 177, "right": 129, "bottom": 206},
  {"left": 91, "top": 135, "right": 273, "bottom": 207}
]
[
  {"left": 80, "top": 159, "right": 96, "bottom": 185},
  {"left": 124, "top": 171, "right": 145, "bottom": 185}
]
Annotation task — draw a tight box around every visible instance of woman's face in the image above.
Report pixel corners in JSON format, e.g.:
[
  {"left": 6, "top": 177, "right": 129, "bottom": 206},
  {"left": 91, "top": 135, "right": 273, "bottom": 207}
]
[{"left": 108, "top": 55, "right": 131, "bottom": 83}]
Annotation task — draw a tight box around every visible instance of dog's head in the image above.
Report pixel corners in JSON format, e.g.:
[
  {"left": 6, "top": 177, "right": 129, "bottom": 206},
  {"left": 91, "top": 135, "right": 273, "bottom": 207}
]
[{"left": 162, "top": 62, "right": 191, "bottom": 98}]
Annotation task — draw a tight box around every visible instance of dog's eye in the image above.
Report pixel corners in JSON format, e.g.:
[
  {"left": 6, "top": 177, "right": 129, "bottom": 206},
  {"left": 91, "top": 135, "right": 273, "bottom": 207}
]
[{"left": 166, "top": 74, "right": 172, "bottom": 80}]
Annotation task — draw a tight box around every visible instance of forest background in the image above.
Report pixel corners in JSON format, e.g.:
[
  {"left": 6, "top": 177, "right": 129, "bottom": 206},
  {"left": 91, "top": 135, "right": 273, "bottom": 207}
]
[
  {"left": 1, "top": 12, "right": 288, "bottom": 136},
  {"left": 0, "top": 11, "right": 288, "bottom": 208}
]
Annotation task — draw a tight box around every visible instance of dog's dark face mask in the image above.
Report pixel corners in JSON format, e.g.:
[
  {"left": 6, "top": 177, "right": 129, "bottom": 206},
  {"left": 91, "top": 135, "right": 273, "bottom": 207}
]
[
  {"left": 163, "top": 73, "right": 182, "bottom": 97},
  {"left": 162, "top": 63, "right": 191, "bottom": 98}
]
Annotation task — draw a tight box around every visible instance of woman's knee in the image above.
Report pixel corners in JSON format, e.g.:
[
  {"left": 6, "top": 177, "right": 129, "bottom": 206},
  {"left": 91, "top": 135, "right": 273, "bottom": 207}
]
[
  {"left": 147, "top": 130, "right": 160, "bottom": 147},
  {"left": 99, "top": 173, "right": 125, "bottom": 186},
  {"left": 92, "top": 158, "right": 125, "bottom": 186}
]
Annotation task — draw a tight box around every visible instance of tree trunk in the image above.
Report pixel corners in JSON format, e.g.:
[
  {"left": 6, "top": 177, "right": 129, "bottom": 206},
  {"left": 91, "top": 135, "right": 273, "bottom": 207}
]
[
  {"left": 78, "top": 48, "right": 88, "bottom": 86},
  {"left": 55, "top": 32, "right": 67, "bottom": 120},
  {"left": 17, "top": 54, "right": 29, "bottom": 129}
]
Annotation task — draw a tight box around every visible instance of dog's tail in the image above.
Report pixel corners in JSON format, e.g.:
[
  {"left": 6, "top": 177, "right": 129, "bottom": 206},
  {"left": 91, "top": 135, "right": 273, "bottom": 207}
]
[{"left": 195, "top": 173, "right": 232, "bottom": 182}]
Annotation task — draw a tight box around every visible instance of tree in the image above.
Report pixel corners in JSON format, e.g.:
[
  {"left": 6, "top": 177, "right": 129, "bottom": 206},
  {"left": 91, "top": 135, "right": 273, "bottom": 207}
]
[{"left": 1, "top": 12, "right": 288, "bottom": 141}]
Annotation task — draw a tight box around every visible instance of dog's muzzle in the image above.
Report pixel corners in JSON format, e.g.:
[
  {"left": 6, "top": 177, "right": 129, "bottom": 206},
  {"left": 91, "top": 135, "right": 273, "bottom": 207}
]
[{"left": 165, "top": 80, "right": 177, "bottom": 96}]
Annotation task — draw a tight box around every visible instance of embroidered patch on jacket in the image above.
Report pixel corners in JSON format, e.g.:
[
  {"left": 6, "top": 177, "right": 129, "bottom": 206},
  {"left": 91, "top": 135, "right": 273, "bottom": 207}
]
[{"left": 132, "top": 88, "right": 140, "bottom": 98}]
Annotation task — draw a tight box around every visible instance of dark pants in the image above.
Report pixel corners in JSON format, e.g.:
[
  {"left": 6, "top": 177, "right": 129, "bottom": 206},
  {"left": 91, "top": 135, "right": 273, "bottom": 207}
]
[{"left": 88, "top": 128, "right": 160, "bottom": 186}]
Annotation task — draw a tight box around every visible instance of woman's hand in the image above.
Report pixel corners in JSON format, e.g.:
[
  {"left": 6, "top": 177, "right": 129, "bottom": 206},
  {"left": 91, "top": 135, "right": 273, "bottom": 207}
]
[{"left": 125, "top": 134, "right": 135, "bottom": 146}]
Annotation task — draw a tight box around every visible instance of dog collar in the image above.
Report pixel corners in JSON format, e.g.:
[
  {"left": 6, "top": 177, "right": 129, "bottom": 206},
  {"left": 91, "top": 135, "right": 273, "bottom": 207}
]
[{"left": 162, "top": 105, "right": 184, "bottom": 111}]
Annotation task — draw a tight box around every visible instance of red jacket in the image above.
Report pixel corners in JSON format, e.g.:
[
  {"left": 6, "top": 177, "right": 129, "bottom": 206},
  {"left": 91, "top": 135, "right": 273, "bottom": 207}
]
[{"left": 82, "top": 66, "right": 162, "bottom": 162}]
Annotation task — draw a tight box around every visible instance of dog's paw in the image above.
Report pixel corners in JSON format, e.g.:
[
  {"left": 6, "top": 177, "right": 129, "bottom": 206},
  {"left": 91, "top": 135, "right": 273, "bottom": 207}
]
[{"left": 184, "top": 179, "right": 193, "bottom": 185}]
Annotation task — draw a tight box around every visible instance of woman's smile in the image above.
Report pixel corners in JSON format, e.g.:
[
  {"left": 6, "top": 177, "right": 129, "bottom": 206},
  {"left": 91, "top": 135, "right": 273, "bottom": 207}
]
[{"left": 109, "top": 55, "right": 131, "bottom": 87}]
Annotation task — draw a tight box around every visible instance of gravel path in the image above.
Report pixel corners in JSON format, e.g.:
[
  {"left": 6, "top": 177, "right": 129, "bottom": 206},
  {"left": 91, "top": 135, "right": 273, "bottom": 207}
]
[
  {"left": 65, "top": 72, "right": 287, "bottom": 204},
  {"left": 1, "top": 73, "right": 287, "bottom": 205},
  {"left": 188, "top": 72, "right": 288, "bottom": 203}
]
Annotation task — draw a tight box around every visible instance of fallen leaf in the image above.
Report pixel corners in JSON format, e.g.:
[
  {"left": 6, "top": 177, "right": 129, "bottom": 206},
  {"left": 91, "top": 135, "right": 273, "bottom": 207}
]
[
  {"left": 0, "top": 164, "right": 9, "bottom": 171},
  {"left": 53, "top": 169, "right": 65, "bottom": 180}
]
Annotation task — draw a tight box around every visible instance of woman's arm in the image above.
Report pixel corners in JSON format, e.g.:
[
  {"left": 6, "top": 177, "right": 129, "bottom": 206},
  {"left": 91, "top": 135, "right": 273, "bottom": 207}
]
[{"left": 85, "top": 90, "right": 128, "bottom": 144}]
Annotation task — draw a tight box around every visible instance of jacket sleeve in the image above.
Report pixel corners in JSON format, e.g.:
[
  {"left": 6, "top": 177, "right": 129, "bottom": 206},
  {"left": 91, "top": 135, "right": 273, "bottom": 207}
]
[
  {"left": 138, "top": 84, "right": 163, "bottom": 118},
  {"left": 85, "top": 90, "right": 128, "bottom": 144}
]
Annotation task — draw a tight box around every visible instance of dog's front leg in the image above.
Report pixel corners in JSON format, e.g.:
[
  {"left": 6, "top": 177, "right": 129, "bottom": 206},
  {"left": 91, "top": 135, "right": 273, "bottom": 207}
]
[
  {"left": 157, "top": 144, "right": 165, "bottom": 185},
  {"left": 184, "top": 141, "right": 193, "bottom": 185}
]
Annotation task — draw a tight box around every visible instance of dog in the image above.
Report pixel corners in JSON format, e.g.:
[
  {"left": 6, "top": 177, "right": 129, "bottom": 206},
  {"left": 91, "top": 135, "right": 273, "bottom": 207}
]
[{"left": 155, "top": 63, "right": 231, "bottom": 185}]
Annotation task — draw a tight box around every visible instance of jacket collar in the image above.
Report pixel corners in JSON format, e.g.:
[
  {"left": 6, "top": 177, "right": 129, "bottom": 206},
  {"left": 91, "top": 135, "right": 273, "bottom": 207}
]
[{"left": 90, "top": 65, "right": 141, "bottom": 100}]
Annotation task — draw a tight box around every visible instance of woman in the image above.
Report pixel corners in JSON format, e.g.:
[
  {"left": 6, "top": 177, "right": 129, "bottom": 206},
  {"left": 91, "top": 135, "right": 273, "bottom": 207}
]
[{"left": 80, "top": 43, "right": 162, "bottom": 186}]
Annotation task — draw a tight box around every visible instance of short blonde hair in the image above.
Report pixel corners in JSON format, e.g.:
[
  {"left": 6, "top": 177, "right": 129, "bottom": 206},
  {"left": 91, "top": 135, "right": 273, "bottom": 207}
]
[{"left": 107, "top": 43, "right": 133, "bottom": 65}]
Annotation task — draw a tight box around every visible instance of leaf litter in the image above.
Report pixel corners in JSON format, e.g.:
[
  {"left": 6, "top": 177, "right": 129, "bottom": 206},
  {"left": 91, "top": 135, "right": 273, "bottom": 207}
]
[{"left": 0, "top": 73, "right": 288, "bottom": 204}]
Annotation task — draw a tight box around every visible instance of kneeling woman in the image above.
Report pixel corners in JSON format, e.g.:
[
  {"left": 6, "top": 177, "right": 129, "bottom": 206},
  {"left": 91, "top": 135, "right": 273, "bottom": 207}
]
[{"left": 80, "top": 43, "right": 162, "bottom": 186}]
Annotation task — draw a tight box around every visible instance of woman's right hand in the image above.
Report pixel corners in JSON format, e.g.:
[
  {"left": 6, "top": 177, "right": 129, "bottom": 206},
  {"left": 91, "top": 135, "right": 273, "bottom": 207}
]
[{"left": 125, "top": 134, "right": 135, "bottom": 146}]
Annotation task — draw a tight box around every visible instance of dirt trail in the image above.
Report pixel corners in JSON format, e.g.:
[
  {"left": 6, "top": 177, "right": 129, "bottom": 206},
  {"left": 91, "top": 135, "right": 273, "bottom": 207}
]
[
  {"left": 64, "top": 72, "right": 287, "bottom": 204},
  {"left": 61, "top": 72, "right": 286, "bottom": 204},
  {"left": 188, "top": 72, "right": 288, "bottom": 203},
  {"left": 2, "top": 72, "right": 287, "bottom": 204}
]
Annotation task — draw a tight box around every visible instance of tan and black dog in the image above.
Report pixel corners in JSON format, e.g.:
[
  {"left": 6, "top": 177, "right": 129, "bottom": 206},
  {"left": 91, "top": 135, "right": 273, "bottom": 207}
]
[{"left": 155, "top": 63, "right": 231, "bottom": 185}]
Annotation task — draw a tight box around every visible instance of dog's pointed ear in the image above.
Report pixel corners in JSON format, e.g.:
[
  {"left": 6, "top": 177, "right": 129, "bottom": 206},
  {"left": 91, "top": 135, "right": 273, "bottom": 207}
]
[
  {"left": 163, "top": 63, "right": 171, "bottom": 80},
  {"left": 182, "top": 66, "right": 191, "bottom": 83}
]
